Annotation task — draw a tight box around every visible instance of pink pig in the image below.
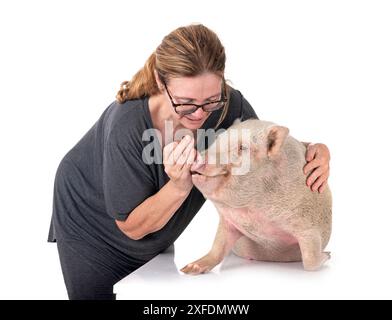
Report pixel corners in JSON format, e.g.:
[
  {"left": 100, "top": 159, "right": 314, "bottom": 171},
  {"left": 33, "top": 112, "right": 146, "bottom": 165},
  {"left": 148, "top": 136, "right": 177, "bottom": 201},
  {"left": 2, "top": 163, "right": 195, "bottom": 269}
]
[{"left": 181, "top": 119, "right": 332, "bottom": 274}]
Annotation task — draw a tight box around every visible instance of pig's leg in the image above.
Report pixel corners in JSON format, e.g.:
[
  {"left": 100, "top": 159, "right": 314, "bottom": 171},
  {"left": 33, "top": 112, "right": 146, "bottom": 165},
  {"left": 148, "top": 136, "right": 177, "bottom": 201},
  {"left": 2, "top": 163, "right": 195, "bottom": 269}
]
[
  {"left": 296, "top": 230, "right": 331, "bottom": 271},
  {"left": 233, "top": 237, "right": 302, "bottom": 262},
  {"left": 180, "top": 217, "right": 242, "bottom": 275}
]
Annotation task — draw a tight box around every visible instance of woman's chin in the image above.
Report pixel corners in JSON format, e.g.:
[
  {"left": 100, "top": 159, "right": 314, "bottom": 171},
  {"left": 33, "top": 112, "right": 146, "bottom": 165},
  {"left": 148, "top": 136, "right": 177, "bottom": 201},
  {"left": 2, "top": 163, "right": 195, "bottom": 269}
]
[{"left": 182, "top": 116, "right": 206, "bottom": 128}]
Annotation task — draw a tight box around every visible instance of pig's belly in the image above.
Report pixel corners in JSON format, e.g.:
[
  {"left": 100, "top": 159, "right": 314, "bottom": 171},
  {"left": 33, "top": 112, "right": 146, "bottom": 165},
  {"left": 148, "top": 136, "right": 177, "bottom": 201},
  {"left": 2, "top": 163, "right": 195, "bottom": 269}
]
[{"left": 224, "top": 208, "right": 298, "bottom": 246}]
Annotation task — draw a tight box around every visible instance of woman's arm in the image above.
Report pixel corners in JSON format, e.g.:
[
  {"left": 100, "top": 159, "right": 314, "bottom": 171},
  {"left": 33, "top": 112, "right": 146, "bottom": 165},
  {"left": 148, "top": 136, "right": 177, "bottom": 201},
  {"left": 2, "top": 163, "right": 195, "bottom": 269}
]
[
  {"left": 115, "top": 180, "right": 191, "bottom": 240},
  {"left": 116, "top": 135, "right": 199, "bottom": 240}
]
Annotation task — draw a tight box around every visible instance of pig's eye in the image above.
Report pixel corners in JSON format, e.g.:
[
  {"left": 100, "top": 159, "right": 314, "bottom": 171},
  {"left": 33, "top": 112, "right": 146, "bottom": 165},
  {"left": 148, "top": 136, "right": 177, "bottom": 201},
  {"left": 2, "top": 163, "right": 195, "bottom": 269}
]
[{"left": 239, "top": 144, "right": 248, "bottom": 151}]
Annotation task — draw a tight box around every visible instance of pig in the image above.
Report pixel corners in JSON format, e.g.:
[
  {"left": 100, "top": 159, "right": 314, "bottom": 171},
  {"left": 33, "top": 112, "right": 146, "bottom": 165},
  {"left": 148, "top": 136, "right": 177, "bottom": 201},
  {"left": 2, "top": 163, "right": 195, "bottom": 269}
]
[{"left": 181, "top": 119, "right": 332, "bottom": 274}]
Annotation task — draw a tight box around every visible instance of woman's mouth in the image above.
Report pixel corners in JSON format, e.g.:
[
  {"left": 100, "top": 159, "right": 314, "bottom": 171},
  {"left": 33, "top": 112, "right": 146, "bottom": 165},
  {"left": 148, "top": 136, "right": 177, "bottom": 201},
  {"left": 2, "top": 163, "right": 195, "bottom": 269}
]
[{"left": 185, "top": 116, "right": 203, "bottom": 122}]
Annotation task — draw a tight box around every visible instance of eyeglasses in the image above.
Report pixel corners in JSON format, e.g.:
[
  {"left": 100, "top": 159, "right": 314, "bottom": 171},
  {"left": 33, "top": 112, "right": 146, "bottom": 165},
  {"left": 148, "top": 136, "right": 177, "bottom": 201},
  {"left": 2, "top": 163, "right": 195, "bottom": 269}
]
[{"left": 163, "top": 81, "right": 227, "bottom": 116}]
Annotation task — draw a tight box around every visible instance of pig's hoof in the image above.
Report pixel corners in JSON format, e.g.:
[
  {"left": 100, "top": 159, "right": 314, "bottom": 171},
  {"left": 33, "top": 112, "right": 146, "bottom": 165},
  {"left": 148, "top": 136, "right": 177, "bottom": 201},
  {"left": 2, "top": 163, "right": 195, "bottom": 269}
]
[
  {"left": 303, "top": 252, "right": 331, "bottom": 271},
  {"left": 180, "top": 262, "right": 211, "bottom": 275}
]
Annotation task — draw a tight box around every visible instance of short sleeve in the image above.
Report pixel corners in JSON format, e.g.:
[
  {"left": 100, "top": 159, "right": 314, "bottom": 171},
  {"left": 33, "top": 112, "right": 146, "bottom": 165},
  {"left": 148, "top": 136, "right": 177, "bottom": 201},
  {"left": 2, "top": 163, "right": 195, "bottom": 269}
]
[
  {"left": 238, "top": 91, "right": 259, "bottom": 121},
  {"left": 102, "top": 123, "right": 156, "bottom": 221}
]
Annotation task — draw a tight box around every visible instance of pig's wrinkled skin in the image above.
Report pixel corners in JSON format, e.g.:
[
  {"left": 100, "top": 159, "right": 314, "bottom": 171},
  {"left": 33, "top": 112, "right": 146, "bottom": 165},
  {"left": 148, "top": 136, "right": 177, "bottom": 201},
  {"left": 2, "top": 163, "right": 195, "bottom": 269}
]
[{"left": 181, "top": 119, "right": 332, "bottom": 274}]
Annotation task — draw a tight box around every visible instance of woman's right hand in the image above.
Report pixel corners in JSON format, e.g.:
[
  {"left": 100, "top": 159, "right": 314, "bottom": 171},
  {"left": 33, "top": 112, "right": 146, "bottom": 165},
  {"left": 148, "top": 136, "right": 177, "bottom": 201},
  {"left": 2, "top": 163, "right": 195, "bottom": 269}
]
[{"left": 163, "top": 135, "right": 197, "bottom": 194}]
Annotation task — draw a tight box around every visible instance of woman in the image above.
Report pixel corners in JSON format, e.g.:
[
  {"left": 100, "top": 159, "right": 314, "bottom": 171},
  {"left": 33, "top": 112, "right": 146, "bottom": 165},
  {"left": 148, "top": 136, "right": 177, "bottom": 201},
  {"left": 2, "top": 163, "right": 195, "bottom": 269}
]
[{"left": 48, "top": 24, "right": 330, "bottom": 300}]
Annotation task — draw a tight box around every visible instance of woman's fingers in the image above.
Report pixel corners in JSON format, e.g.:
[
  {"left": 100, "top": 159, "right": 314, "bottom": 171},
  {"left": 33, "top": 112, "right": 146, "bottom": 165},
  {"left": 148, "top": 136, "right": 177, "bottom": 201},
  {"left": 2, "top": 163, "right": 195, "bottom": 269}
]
[
  {"left": 311, "top": 173, "right": 328, "bottom": 192},
  {"left": 162, "top": 135, "right": 196, "bottom": 193},
  {"left": 185, "top": 148, "right": 197, "bottom": 165},
  {"left": 303, "top": 158, "right": 322, "bottom": 175},
  {"left": 306, "top": 166, "right": 324, "bottom": 187},
  {"left": 172, "top": 136, "right": 193, "bottom": 162},
  {"left": 192, "top": 150, "right": 204, "bottom": 170},
  {"left": 163, "top": 135, "right": 194, "bottom": 166},
  {"left": 176, "top": 140, "right": 195, "bottom": 169},
  {"left": 305, "top": 143, "right": 318, "bottom": 162},
  {"left": 318, "top": 181, "right": 328, "bottom": 193},
  {"left": 163, "top": 141, "right": 179, "bottom": 165}
]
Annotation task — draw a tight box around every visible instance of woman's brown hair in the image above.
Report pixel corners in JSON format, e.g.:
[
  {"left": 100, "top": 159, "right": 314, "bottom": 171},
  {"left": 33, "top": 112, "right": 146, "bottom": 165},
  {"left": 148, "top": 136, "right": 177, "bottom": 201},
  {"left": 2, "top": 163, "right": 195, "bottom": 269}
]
[{"left": 116, "top": 24, "right": 230, "bottom": 129}]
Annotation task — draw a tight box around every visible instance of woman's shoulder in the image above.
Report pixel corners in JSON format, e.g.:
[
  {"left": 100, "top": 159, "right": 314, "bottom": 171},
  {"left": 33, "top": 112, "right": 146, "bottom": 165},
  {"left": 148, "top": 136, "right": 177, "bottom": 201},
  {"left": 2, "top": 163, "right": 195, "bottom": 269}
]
[
  {"left": 107, "top": 97, "right": 148, "bottom": 124},
  {"left": 218, "top": 87, "right": 247, "bottom": 126},
  {"left": 107, "top": 97, "right": 145, "bottom": 120},
  {"left": 228, "top": 87, "right": 244, "bottom": 106},
  {"left": 227, "top": 87, "right": 258, "bottom": 121},
  {"left": 101, "top": 97, "right": 149, "bottom": 141}
]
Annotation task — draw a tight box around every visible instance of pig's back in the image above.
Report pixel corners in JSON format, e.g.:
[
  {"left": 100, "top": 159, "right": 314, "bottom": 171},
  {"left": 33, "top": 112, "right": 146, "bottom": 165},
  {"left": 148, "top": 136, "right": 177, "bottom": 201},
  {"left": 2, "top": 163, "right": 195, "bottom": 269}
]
[
  {"left": 283, "top": 136, "right": 332, "bottom": 248},
  {"left": 255, "top": 135, "right": 332, "bottom": 249}
]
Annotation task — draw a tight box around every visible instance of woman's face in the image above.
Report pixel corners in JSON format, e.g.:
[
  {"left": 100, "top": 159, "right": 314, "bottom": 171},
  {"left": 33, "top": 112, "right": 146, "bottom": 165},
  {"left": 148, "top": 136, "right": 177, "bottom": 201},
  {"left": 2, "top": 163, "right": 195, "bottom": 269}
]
[{"left": 164, "top": 73, "right": 223, "bottom": 130}]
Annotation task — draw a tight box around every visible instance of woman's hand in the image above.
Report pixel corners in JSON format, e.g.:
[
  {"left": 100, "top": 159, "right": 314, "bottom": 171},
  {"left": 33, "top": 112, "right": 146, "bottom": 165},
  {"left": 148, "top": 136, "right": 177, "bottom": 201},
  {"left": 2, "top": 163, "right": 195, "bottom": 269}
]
[
  {"left": 303, "top": 143, "right": 330, "bottom": 193},
  {"left": 163, "top": 135, "right": 197, "bottom": 194}
]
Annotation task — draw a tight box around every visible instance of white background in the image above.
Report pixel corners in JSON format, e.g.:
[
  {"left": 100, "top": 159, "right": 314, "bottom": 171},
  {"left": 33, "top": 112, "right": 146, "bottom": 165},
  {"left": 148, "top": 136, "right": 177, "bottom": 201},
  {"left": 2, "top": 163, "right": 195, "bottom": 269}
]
[{"left": 0, "top": 0, "right": 391, "bottom": 299}]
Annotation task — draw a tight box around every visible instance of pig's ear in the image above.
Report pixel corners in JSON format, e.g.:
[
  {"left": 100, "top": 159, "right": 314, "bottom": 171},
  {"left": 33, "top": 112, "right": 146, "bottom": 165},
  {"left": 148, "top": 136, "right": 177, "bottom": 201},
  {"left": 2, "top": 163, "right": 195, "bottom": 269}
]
[{"left": 266, "top": 125, "right": 289, "bottom": 157}]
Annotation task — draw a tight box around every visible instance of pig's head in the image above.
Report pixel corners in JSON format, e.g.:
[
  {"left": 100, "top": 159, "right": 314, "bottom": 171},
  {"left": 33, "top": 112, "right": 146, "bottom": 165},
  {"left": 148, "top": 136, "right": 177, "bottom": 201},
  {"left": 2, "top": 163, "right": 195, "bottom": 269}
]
[{"left": 191, "top": 118, "right": 289, "bottom": 207}]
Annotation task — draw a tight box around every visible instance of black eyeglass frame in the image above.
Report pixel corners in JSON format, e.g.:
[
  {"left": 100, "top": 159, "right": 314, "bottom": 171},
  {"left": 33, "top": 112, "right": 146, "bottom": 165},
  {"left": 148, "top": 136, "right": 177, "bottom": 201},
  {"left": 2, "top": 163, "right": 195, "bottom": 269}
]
[{"left": 163, "top": 80, "right": 228, "bottom": 116}]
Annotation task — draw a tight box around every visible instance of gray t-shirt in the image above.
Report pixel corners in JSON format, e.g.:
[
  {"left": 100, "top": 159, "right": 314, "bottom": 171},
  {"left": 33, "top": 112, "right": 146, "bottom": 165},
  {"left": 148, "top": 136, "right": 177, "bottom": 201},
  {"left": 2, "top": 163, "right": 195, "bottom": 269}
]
[{"left": 48, "top": 89, "right": 258, "bottom": 265}]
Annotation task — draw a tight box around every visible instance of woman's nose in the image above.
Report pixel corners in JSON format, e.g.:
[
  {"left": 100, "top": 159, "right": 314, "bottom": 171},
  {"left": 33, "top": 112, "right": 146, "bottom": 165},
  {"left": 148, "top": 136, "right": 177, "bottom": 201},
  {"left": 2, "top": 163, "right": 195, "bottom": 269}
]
[{"left": 192, "top": 107, "right": 207, "bottom": 118}]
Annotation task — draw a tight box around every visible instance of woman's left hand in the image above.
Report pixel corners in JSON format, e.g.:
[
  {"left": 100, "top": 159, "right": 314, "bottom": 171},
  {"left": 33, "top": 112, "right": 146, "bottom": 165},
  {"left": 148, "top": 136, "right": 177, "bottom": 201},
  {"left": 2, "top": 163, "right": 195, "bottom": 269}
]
[{"left": 303, "top": 143, "right": 330, "bottom": 193}]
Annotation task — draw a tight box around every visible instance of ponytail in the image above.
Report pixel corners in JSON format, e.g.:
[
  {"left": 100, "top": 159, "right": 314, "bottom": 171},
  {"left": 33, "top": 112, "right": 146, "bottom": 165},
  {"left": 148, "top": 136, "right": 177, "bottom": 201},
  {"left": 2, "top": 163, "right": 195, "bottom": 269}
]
[{"left": 116, "top": 52, "right": 160, "bottom": 103}]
